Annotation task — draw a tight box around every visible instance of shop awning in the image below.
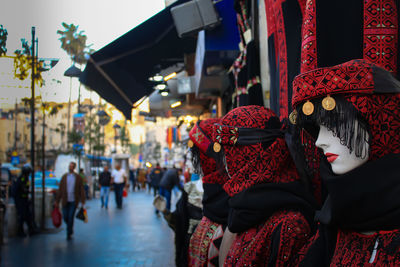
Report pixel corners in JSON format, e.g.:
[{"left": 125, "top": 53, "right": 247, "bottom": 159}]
[{"left": 80, "top": 0, "right": 196, "bottom": 120}]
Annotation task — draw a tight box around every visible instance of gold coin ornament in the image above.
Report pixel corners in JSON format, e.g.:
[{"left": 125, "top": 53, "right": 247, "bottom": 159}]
[
  {"left": 289, "top": 110, "right": 298, "bottom": 125},
  {"left": 302, "top": 100, "right": 314, "bottom": 115},
  {"left": 213, "top": 142, "right": 221, "bottom": 153},
  {"left": 322, "top": 95, "right": 336, "bottom": 111},
  {"left": 188, "top": 140, "right": 194, "bottom": 148}
]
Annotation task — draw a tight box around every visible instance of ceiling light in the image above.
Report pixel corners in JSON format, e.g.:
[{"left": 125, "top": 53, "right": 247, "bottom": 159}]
[
  {"left": 159, "top": 89, "right": 170, "bottom": 96},
  {"left": 170, "top": 101, "right": 182, "bottom": 108},
  {"left": 155, "top": 84, "right": 167, "bottom": 90},
  {"left": 149, "top": 73, "right": 163, "bottom": 82}
]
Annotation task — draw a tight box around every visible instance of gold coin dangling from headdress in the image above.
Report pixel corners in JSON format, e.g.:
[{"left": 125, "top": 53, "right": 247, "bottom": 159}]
[
  {"left": 302, "top": 100, "right": 314, "bottom": 115},
  {"left": 289, "top": 110, "right": 298, "bottom": 125},
  {"left": 213, "top": 142, "right": 221, "bottom": 153},
  {"left": 322, "top": 95, "right": 336, "bottom": 111},
  {"left": 188, "top": 140, "right": 194, "bottom": 148}
]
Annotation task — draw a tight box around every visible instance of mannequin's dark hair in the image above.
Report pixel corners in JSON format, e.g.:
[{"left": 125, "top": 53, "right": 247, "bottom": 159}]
[
  {"left": 295, "top": 95, "right": 370, "bottom": 159},
  {"left": 190, "top": 145, "right": 203, "bottom": 176}
]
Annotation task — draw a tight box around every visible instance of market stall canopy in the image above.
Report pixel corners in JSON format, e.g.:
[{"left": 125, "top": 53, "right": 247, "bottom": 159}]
[{"left": 80, "top": 0, "right": 196, "bottom": 120}]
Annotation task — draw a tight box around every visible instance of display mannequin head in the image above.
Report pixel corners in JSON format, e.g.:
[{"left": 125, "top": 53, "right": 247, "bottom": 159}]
[
  {"left": 211, "top": 105, "right": 299, "bottom": 197},
  {"left": 188, "top": 118, "right": 227, "bottom": 185},
  {"left": 291, "top": 59, "right": 400, "bottom": 173}
]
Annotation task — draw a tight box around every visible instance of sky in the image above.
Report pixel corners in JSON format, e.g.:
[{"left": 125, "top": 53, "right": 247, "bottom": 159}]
[{"left": 0, "top": 0, "right": 166, "bottom": 108}]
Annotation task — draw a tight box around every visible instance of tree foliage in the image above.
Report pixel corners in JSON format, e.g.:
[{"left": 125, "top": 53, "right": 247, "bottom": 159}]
[
  {"left": 0, "top": 25, "right": 8, "bottom": 56},
  {"left": 13, "top": 39, "right": 44, "bottom": 86},
  {"left": 57, "top": 23, "right": 94, "bottom": 65}
]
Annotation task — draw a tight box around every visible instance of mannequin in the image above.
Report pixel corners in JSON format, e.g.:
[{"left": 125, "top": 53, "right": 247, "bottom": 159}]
[
  {"left": 212, "top": 105, "right": 317, "bottom": 266},
  {"left": 291, "top": 59, "right": 400, "bottom": 266},
  {"left": 187, "top": 119, "right": 230, "bottom": 267}
]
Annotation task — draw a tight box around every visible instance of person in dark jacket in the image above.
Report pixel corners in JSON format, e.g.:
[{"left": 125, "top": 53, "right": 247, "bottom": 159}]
[
  {"left": 159, "top": 167, "right": 183, "bottom": 211},
  {"left": 99, "top": 165, "right": 111, "bottom": 209},
  {"left": 149, "top": 163, "right": 163, "bottom": 197},
  {"left": 56, "top": 162, "right": 86, "bottom": 240},
  {"left": 13, "top": 164, "right": 35, "bottom": 237}
]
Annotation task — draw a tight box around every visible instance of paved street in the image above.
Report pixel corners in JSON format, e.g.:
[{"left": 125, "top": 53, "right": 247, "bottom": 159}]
[{"left": 1, "top": 190, "right": 178, "bottom": 267}]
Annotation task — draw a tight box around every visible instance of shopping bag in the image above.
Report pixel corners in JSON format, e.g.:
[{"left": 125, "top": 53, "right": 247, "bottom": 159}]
[
  {"left": 52, "top": 205, "right": 62, "bottom": 228},
  {"left": 76, "top": 207, "right": 88, "bottom": 223},
  {"left": 123, "top": 188, "right": 128, "bottom": 197}
]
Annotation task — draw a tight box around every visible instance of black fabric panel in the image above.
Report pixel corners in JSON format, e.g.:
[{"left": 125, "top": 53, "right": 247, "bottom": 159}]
[
  {"left": 268, "top": 35, "right": 280, "bottom": 116},
  {"left": 316, "top": 0, "right": 363, "bottom": 67},
  {"left": 282, "top": 0, "right": 303, "bottom": 114},
  {"left": 228, "top": 181, "right": 317, "bottom": 233},
  {"left": 202, "top": 183, "right": 230, "bottom": 225},
  {"left": 317, "top": 153, "right": 400, "bottom": 231},
  {"left": 267, "top": 223, "right": 283, "bottom": 267},
  {"left": 372, "top": 65, "right": 400, "bottom": 93},
  {"left": 299, "top": 225, "right": 338, "bottom": 267}
]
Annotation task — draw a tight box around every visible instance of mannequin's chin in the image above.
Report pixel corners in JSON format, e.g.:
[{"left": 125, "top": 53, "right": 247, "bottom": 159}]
[{"left": 330, "top": 160, "right": 366, "bottom": 175}]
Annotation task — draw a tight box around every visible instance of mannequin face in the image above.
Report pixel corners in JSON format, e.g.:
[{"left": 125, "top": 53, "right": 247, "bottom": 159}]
[{"left": 315, "top": 125, "right": 369, "bottom": 174}]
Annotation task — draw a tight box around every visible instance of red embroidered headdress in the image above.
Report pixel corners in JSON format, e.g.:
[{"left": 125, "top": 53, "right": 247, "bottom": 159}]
[
  {"left": 211, "top": 105, "right": 299, "bottom": 197},
  {"left": 189, "top": 118, "right": 227, "bottom": 185},
  {"left": 291, "top": 59, "right": 400, "bottom": 161}
]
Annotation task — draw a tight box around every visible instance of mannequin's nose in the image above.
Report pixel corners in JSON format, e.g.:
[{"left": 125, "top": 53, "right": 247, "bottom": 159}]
[{"left": 315, "top": 126, "right": 329, "bottom": 149}]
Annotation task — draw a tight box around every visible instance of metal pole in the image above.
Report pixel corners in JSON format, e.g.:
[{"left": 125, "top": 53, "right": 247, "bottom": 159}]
[
  {"left": 14, "top": 100, "right": 18, "bottom": 150},
  {"left": 67, "top": 77, "right": 72, "bottom": 149},
  {"left": 30, "top": 27, "right": 36, "bottom": 223},
  {"left": 41, "top": 109, "right": 45, "bottom": 230}
]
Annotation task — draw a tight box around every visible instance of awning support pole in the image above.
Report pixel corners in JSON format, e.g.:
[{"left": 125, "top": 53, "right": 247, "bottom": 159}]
[{"left": 88, "top": 57, "right": 133, "bottom": 107}]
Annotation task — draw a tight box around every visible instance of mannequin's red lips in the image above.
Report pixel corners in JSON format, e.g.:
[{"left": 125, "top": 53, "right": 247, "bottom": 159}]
[{"left": 325, "top": 153, "right": 338, "bottom": 163}]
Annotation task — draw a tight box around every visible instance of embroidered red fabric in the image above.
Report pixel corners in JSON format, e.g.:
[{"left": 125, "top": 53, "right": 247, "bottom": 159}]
[
  {"left": 300, "top": 0, "right": 317, "bottom": 73},
  {"left": 224, "top": 210, "right": 311, "bottom": 266},
  {"left": 330, "top": 229, "right": 400, "bottom": 266},
  {"left": 292, "top": 59, "right": 375, "bottom": 107},
  {"left": 363, "top": 0, "right": 398, "bottom": 75},
  {"left": 211, "top": 105, "right": 299, "bottom": 197}
]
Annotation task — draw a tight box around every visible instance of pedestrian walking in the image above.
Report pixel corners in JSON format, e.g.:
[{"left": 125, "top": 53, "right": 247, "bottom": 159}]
[
  {"left": 12, "top": 164, "right": 36, "bottom": 237},
  {"left": 56, "top": 162, "right": 86, "bottom": 240},
  {"left": 149, "top": 163, "right": 163, "bottom": 197},
  {"left": 111, "top": 164, "right": 127, "bottom": 209},
  {"left": 159, "top": 167, "right": 183, "bottom": 211},
  {"left": 99, "top": 165, "right": 112, "bottom": 209}
]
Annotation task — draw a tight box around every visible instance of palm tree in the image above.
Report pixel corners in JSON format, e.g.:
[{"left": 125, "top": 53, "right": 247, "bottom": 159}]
[
  {"left": 57, "top": 23, "right": 93, "bottom": 65},
  {"left": 57, "top": 22, "right": 94, "bottom": 149}
]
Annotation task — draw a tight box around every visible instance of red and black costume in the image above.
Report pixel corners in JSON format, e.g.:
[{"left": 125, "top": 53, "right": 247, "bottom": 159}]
[
  {"left": 188, "top": 119, "right": 230, "bottom": 267},
  {"left": 211, "top": 105, "right": 317, "bottom": 266},
  {"left": 291, "top": 59, "right": 400, "bottom": 266}
]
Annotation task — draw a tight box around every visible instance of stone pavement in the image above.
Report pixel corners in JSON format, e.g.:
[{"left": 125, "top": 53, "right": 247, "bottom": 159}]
[{"left": 1, "top": 189, "right": 180, "bottom": 267}]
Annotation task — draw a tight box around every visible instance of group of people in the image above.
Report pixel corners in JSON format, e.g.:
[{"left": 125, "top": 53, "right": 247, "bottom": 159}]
[{"left": 160, "top": 59, "right": 400, "bottom": 266}]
